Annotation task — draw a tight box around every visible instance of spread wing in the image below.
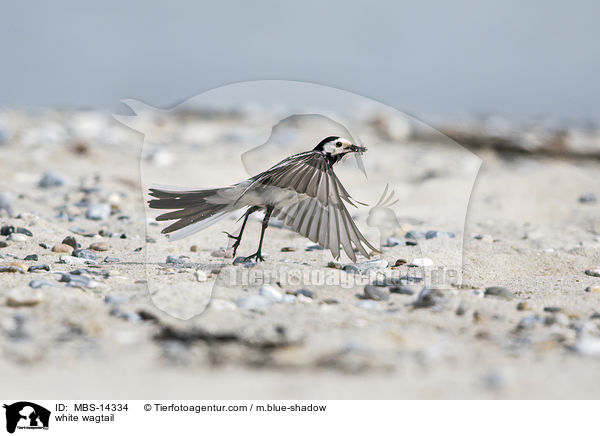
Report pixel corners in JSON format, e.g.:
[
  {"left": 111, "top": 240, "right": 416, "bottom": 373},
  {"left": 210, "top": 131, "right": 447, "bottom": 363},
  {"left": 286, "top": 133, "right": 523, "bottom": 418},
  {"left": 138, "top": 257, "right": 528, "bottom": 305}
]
[{"left": 248, "top": 151, "right": 376, "bottom": 262}]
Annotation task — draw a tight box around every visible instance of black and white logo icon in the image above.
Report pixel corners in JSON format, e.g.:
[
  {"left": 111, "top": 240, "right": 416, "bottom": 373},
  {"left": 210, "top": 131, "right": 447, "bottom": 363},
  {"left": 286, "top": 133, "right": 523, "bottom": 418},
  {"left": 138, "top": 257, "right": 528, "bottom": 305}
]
[{"left": 3, "top": 402, "right": 50, "bottom": 434}]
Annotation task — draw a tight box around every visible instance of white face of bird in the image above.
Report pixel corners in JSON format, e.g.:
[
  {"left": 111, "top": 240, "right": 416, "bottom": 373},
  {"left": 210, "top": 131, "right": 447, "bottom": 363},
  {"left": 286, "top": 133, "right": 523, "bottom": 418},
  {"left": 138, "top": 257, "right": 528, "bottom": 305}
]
[{"left": 320, "top": 137, "right": 367, "bottom": 155}]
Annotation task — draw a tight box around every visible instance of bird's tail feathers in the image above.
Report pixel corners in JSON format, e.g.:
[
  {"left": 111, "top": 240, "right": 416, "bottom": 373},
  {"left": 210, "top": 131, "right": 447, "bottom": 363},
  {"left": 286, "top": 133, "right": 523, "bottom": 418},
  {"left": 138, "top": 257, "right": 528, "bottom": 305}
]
[{"left": 148, "top": 186, "right": 235, "bottom": 240}]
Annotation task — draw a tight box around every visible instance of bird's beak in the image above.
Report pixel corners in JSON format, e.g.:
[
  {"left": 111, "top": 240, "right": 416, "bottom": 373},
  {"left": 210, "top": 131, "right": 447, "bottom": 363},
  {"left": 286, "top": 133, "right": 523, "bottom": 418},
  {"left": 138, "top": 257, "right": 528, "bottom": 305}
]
[{"left": 350, "top": 144, "right": 367, "bottom": 153}]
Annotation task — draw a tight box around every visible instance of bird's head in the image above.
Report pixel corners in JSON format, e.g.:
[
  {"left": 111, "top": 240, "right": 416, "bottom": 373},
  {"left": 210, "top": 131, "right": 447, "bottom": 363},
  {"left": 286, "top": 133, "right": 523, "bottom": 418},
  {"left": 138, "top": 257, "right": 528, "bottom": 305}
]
[{"left": 313, "top": 136, "right": 367, "bottom": 156}]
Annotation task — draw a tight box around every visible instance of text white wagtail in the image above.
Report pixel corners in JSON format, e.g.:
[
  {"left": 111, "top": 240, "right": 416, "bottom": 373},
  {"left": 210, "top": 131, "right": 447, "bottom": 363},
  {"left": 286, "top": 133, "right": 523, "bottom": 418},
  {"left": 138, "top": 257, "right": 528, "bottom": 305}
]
[{"left": 148, "top": 136, "right": 376, "bottom": 262}]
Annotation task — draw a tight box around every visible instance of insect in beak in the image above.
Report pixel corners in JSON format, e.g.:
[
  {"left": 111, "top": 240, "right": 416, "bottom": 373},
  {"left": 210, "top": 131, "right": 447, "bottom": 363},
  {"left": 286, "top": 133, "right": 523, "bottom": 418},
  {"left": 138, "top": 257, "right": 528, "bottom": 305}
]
[{"left": 350, "top": 144, "right": 367, "bottom": 153}]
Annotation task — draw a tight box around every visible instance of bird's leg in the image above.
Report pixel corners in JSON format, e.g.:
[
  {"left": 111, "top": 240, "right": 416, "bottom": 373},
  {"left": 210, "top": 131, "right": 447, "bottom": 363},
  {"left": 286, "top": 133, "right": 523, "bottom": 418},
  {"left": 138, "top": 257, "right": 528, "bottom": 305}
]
[
  {"left": 224, "top": 206, "right": 258, "bottom": 257},
  {"left": 246, "top": 206, "right": 274, "bottom": 262}
]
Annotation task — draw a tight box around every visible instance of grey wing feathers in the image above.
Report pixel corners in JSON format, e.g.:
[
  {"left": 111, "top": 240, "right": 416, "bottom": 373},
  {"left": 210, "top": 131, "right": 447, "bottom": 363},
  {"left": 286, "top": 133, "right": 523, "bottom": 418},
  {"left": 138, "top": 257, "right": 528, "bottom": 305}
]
[{"left": 268, "top": 152, "right": 376, "bottom": 262}]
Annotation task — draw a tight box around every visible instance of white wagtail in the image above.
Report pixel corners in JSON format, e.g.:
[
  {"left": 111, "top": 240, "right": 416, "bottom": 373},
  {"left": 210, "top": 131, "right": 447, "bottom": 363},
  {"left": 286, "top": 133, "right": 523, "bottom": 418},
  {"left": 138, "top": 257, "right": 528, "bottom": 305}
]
[{"left": 148, "top": 136, "right": 376, "bottom": 262}]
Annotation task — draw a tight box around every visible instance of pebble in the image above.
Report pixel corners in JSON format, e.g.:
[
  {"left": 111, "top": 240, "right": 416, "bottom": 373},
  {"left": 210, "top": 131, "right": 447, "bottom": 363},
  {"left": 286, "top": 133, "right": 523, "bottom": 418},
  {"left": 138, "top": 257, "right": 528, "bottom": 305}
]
[
  {"left": 390, "top": 285, "right": 415, "bottom": 295},
  {"left": 59, "top": 273, "right": 98, "bottom": 288},
  {"left": 0, "top": 241, "right": 8, "bottom": 248},
  {"left": 0, "top": 225, "right": 14, "bottom": 236},
  {"left": 208, "top": 299, "right": 237, "bottom": 311},
  {"left": 8, "top": 233, "right": 28, "bottom": 242},
  {"left": 6, "top": 288, "right": 43, "bottom": 307},
  {"left": 72, "top": 249, "right": 98, "bottom": 260},
  {"left": 0, "top": 265, "right": 26, "bottom": 273},
  {"left": 475, "top": 234, "right": 494, "bottom": 243},
  {"left": 165, "top": 255, "right": 185, "bottom": 264},
  {"left": 425, "top": 230, "right": 455, "bottom": 239},
  {"left": 413, "top": 287, "right": 446, "bottom": 308},
  {"left": 52, "top": 244, "right": 74, "bottom": 255},
  {"left": 58, "top": 255, "right": 89, "bottom": 265},
  {"left": 296, "top": 294, "right": 313, "bottom": 304},
  {"left": 579, "top": 193, "right": 597, "bottom": 203},
  {"left": 305, "top": 243, "right": 323, "bottom": 251},
  {"left": 24, "top": 254, "right": 38, "bottom": 261},
  {"left": 516, "top": 302, "right": 531, "bottom": 311},
  {"left": 211, "top": 248, "right": 234, "bottom": 258},
  {"left": 585, "top": 285, "right": 600, "bottom": 293},
  {"left": 322, "top": 298, "right": 339, "bottom": 305},
  {"left": 103, "top": 256, "right": 120, "bottom": 263},
  {"left": 194, "top": 270, "right": 207, "bottom": 282},
  {"left": 363, "top": 285, "right": 390, "bottom": 301},
  {"left": 455, "top": 301, "right": 469, "bottom": 316},
  {"left": 39, "top": 242, "right": 50, "bottom": 249},
  {"left": 515, "top": 315, "right": 542, "bottom": 330},
  {"left": 543, "top": 306, "right": 563, "bottom": 313},
  {"left": 384, "top": 237, "right": 402, "bottom": 247},
  {"left": 16, "top": 227, "right": 33, "bottom": 236},
  {"left": 235, "top": 295, "right": 273, "bottom": 311},
  {"left": 89, "top": 241, "right": 109, "bottom": 251},
  {"left": 327, "top": 261, "right": 343, "bottom": 269},
  {"left": 294, "top": 289, "right": 315, "bottom": 299},
  {"left": 544, "top": 313, "right": 569, "bottom": 327},
  {"left": 110, "top": 308, "right": 141, "bottom": 323},
  {"left": 38, "top": 171, "right": 65, "bottom": 188},
  {"left": 342, "top": 264, "right": 360, "bottom": 274},
  {"left": 584, "top": 268, "right": 600, "bottom": 277},
  {"left": 409, "top": 258, "right": 433, "bottom": 267},
  {"left": 572, "top": 337, "right": 600, "bottom": 357},
  {"left": 484, "top": 286, "right": 516, "bottom": 300},
  {"left": 394, "top": 259, "right": 407, "bottom": 266},
  {"left": 29, "top": 279, "right": 53, "bottom": 288},
  {"left": 281, "top": 247, "right": 296, "bottom": 252},
  {"left": 190, "top": 245, "right": 199, "bottom": 252},
  {"left": 86, "top": 203, "right": 111, "bottom": 220},
  {"left": 258, "top": 285, "right": 283, "bottom": 302},
  {"left": 28, "top": 264, "right": 50, "bottom": 272},
  {"left": 356, "top": 300, "right": 381, "bottom": 311}
]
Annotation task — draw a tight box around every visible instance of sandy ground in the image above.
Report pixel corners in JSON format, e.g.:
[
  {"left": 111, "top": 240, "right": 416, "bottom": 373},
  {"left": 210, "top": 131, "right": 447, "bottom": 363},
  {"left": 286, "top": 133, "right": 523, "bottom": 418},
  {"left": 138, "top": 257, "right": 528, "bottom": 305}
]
[{"left": 0, "top": 107, "right": 599, "bottom": 399}]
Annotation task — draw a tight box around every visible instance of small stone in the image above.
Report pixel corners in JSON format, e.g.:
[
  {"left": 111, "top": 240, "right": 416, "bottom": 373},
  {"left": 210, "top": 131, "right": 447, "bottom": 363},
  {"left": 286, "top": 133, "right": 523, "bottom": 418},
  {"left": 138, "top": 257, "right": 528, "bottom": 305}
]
[
  {"left": 425, "top": 230, "right": 439, "bottom": 239},
  {"left": 10, "top": 262, "right": 28, "bottom": 271},
  {"left": 455, "top": 301, "right": 469, "bottom": 316},
  {"left": 572, "top": 337, "right": 600, "bottom": 356},
  {"left": 584, "top": 268, "right": 600, "bottom": 277},
  {"left": 585, "top": 285, "right": 600, "bottom": 293},
  {"left": 29, "top": 279, "right": 53, "bottom": 288},
  {"left": 16, "top": 227, "right": 33, "bottom": 236},
  {"left": 356, "top": 300, "right": 381, "bottom": 310},
  {"left": 236, "top": 295, "right": 273, "bottom": 311},
  {"left": 110, "top": 308, "right": 142, "bottom": 323},
  {"left": 342, "top": 264, "right": 360, "bottom": 274},
  {"left": 327, "top": 261, "right": 343, "bottom": 269},
  {"left": 52, "top": 244, "right": 74, "bottom": 255},
  {"left": 166, "top": 255, "right": 185, "bottom": 264},
  {"left": 8, "top": 233, "right": 27, "bottom": 242},
  {"left": 322, "top": 298, "right": 339, "bottom": 305},
  {"left": 305, "top": 243, "right": 323, "bottom": 251},
  {"left": 103, "top": 256, "right": 120, "bottom": 263},
  {"left": 208, "top": 299, "right": 237, "bottom": 311},
  {"left": 38, "top": 242, "right": 50, "bottom": 249},
  {"left": 281, "top": 246, "right": 296, "bottom": 252},
  {"left": 0, "top": 225, "right": 14, "bottom": 236},
  {"left": 89, "top": 241, "right": 109, "bottom": 251},
  {"left": 384, "top": 237, "right": 402, "bottom": 247},
  {"left": 516, "top": 302, "right": 531, "bottom": 311},
  {"left": 296, "top": 294, "right": 313, "bottom": 304},
  {"left": 190, "top": 245, "right": 199, "bottom": 252},
  {"left": 0, "top": 265, "right": 26, "bottom": 273},
  {"left": 390, "top": 285, "right": 415, "bottom": 295},
  {"left": 0, "top": 241, "right": 8, "bottom": 248},
  {"left": 233, "top": 256, "right": 252, "bottom": 265},
  {"left": 579, "top": 193, "right": 597, "bottom": 203},
  {"left": 6, "top": 288, "right": 43, "bottom": 307},
  {"left": 86, "top": 203, "right": 111, "bottom": 220},
  {"left": 28, "top": 264, "right": 50, "bottom": 272},
  {"left": 60, "top": 273, "right": 98, "bottom": 288},
  {"left": 394, "top": 259, "right": 407, "bottom": 266},
  {"left": 211, "top": 248, "right": 234, "bottom": 258},
  {"left": 475, "top": 234, "right": 494, "bottom": 243},
  {"left": 484, "top": 286, "right": 516, "bottom": 300},
  {"left": 73, "top": 249, "right": 97, "bottom": 260},
  {"left": 38, "top": 171, "right": 65, "bottom": 188},
  {"left": 543, "top": 306, "right": 563, "bottom": 313},
  {"left": 258, "top": 285, "right": 283, "bottom": 302},
  {"left": 194, "top": 270, "right": 207, "bottom": 282},
  {"left": 23, "top": 254, "right": 38, "bottom": 261},
  {"left": 294, "top": 289, "right": 314, "bottom": 299},
  {"left": 409, "top": 258, "right": 433, "bottom": 267},
  {"left": 405, "top": 240, "right": 418, "bottom": 246},
  {"left": 58, "top": 255, "right": 88, "bottom": 265},
  {"left": 363, "top": 285, "right": 390, "bottom": 301},
  {"left": 413, "top": 287, "right": 446, "bottom": 308}
]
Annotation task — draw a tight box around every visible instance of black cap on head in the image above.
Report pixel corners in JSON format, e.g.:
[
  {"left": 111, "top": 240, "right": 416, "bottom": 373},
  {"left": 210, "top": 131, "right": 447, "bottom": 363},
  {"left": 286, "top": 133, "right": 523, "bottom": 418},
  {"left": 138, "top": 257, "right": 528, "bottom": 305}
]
[{"left": 313, "top": 136, "right": 340, "bottom": 151}]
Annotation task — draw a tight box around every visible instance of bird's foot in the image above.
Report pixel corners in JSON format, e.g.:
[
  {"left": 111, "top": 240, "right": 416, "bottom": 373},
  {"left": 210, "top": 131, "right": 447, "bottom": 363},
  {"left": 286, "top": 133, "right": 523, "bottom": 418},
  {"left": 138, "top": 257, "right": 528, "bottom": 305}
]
[
  {"left": 245, "top": 252, "right": 265, "bottom": 262},
  {"left": 223, "top": 231, "right": 242, "bottom": 256}
]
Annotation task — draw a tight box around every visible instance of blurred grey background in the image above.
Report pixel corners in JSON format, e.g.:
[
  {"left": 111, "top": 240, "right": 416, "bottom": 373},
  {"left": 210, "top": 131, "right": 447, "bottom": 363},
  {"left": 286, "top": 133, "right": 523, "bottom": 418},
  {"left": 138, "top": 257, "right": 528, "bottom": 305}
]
[{"left": 1, "top": 0, "right": 598, "bottom": 120}]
